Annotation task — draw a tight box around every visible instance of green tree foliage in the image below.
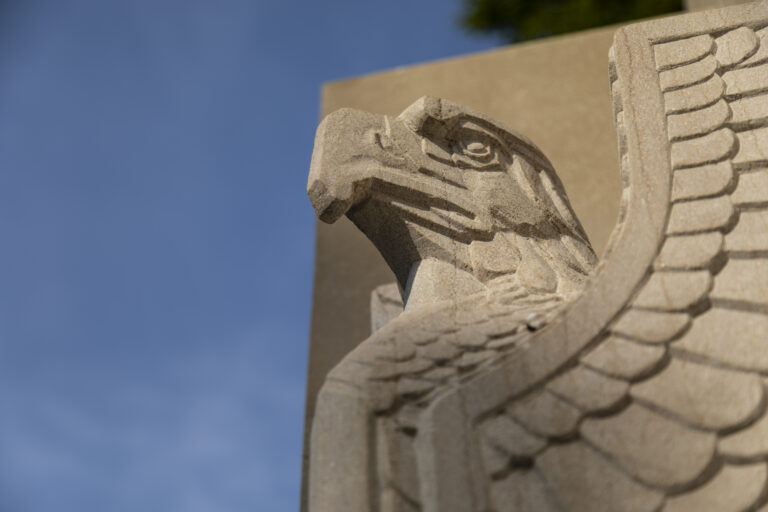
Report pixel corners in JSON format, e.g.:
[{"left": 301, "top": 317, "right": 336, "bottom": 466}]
[{"left": 461, "top": 0, "right": 684, "bottom": 42}]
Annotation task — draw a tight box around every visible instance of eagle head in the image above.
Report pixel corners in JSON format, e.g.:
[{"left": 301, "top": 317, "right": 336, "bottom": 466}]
[{"left": 308, "top": 97, "right": 596, "bottom": 306}]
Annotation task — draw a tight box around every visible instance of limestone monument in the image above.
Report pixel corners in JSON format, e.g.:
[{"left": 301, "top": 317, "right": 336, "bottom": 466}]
[{"left": 307, "top": 1, "right": 768, "bottom": 510}]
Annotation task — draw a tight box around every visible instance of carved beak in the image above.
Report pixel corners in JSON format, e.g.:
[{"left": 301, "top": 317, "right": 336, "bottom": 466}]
[{"left": 307, "top": 108, "right": 404, "bottom": 223}]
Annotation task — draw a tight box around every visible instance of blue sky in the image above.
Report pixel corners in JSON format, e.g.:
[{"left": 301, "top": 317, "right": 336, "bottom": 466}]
[{"left": 0, "top": 1, "right": 496, "bottom": 510}]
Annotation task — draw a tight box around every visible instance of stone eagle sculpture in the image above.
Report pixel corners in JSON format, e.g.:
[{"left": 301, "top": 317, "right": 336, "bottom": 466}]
[{"left": 307, "top": 3, "right": 768, "bottom": 511}]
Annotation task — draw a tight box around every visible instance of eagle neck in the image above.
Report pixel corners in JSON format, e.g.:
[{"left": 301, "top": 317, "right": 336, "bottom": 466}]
[{"left": 402, "top": 258, "right": 485, "bottom": 310}]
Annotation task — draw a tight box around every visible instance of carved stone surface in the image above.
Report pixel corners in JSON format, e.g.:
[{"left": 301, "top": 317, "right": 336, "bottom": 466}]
[
  {"left": 370, "top": 283, "right": 404, "bottom": 333},
  {"left": 306, "top": 2, "right": 768, "bottom": 510}
]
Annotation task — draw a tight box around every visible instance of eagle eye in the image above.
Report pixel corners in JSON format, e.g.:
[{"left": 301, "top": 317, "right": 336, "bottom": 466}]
[
  {"left": 466, "top": 141, "right": 487, "bottom": 153},
  {"left": 461, "top": 136, "right": 493, "bottom": 159},
  {"left": 452, "top": 127, "right": 504, "bottom": 170}
]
